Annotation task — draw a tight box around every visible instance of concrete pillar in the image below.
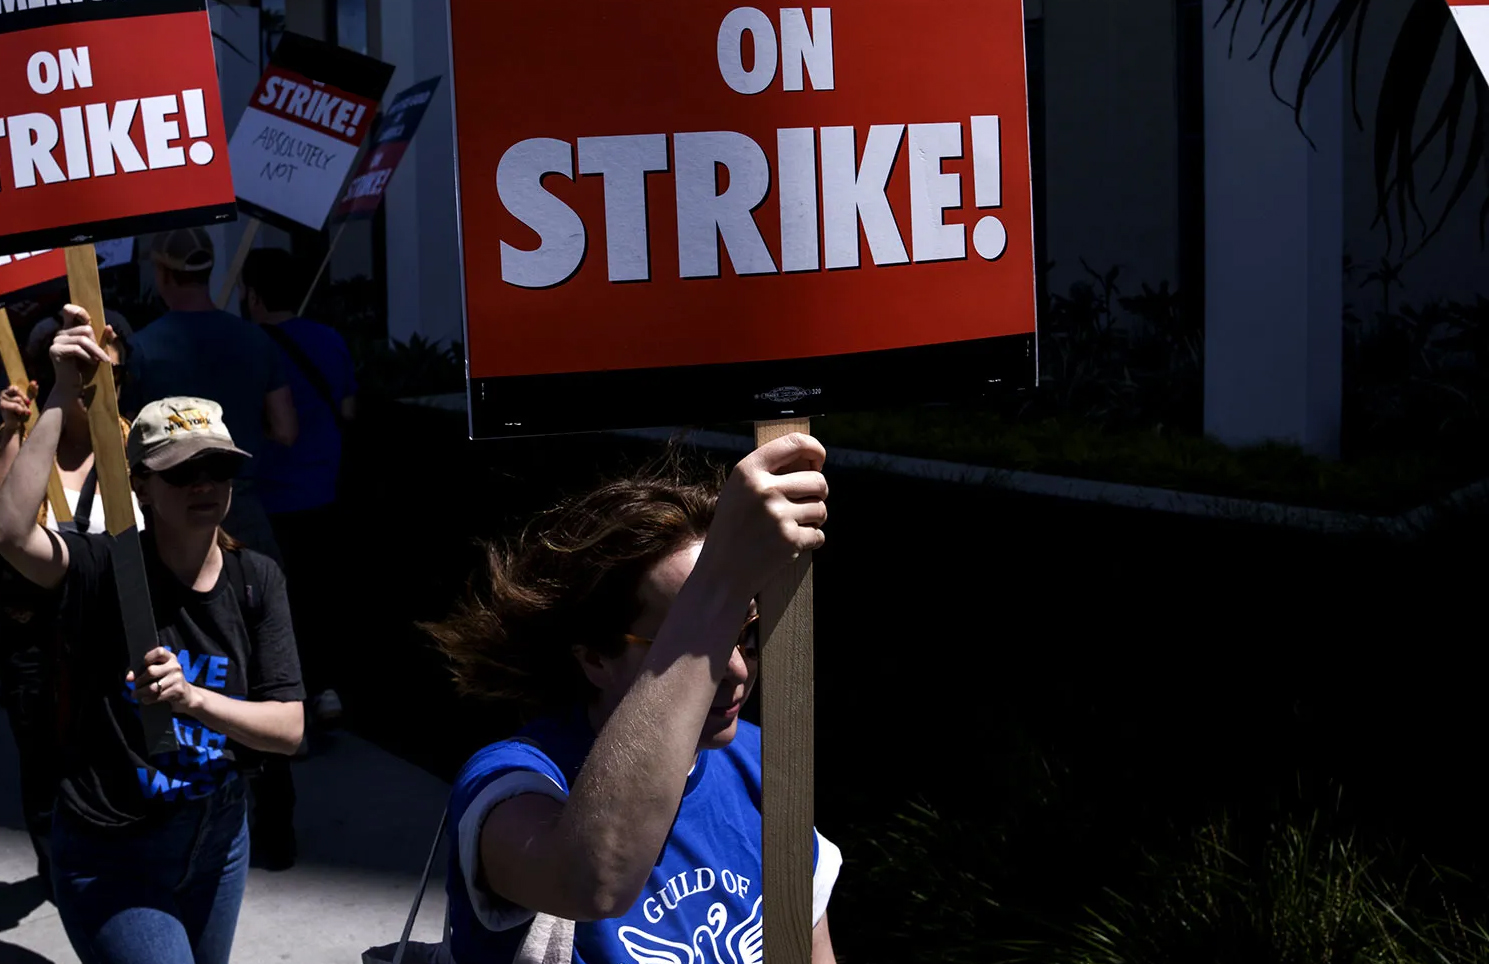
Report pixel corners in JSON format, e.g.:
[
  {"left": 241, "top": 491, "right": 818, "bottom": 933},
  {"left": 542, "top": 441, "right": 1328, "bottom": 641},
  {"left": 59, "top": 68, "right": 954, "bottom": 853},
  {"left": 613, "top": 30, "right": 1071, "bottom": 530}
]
[
  {"left": 377, "top": 0, "right": 462, "bottom": 347},
  {"left": 1203, "top": 0, "right": 1343, "bottom": 457}
]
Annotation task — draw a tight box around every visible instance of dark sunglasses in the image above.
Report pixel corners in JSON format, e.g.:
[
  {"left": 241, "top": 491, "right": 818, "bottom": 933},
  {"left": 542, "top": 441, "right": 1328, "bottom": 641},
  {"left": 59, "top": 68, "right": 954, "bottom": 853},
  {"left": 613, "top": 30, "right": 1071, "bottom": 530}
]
[
  {"left": 624, "top": 611, "right": 762, "bottom": 660},
  {"left": 150, "top": 455, "right": 243, "bottom": 488}
]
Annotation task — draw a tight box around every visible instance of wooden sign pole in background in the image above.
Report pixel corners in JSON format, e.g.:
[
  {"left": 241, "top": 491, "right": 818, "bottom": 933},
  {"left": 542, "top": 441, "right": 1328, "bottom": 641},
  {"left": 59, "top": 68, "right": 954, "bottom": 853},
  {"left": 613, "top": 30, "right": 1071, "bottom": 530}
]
[
  {"left": 66, "top": 245, "right": 177, "bottom": 755},
  {"left": 295, "top": 122, "right": 383, "bottom": 317},
  {"left": 297, "top": 220, "right": 349, "bottom": 317},
  {"left": 755, "top": 416, "right": 815, "bottom": 964},
  {"left": 215, "top": 218, "right": 262, "bottom": 310},
  {"left": 0, "top": 307, "right": 72, "bottom": 524}
]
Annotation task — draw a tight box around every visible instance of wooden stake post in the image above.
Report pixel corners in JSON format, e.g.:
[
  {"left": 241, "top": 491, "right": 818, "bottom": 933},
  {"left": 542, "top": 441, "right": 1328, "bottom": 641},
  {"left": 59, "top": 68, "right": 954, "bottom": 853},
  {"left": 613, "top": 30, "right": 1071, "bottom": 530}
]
[
  {"left": 755, "top": 417, "right": 815, "bottom": 964},
  {"left": 298, "top": 220, "right": 349, "bottom": 317},
  {"left": 66, "top": 245, "right": 177, "bottom": 755},
  {"left": 214, "top": 218, "right": 262, "bottom": 310},
  {"left": 0, "top": 307, "right": 72, "bottom": 524}
]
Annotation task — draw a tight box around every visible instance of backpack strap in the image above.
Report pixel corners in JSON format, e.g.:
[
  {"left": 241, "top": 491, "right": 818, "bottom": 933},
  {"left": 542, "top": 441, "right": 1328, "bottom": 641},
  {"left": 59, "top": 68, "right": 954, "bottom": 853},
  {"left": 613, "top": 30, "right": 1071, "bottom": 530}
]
[
  {"left": 74, "top": 466, "right": 98, "bottom": 533},
  {"left": 221, "top": 548, "right": 273, "bottom": 776},
  {"left": 392, "top": 807, "right": 449, "bottom": 964},
  {"left": 261, "top": 323, "right": 349, "bottom": 434},
  {"left": 221, "top": 549, "right": 264, "bottom": 634},
  {"left": 389, "top": 735, "right": 548, "bottom": 964}
]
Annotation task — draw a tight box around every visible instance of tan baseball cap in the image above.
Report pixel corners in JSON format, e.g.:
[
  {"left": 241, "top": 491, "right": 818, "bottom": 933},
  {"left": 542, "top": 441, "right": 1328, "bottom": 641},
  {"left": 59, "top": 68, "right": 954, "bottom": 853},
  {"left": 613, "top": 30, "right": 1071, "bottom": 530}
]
[
  {"left": 126, "top": 398, "right": 250, "bottom": 472},
  {"left": 148, "top": 228, "right": 215, "bottom": 273}
]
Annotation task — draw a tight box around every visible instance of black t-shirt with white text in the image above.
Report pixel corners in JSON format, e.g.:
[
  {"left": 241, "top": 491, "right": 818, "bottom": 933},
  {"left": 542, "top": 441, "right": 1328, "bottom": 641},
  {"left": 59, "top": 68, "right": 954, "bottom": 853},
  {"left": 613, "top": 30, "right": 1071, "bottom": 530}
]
[{"left": 56, "top": 532, "right": 304, "bottom": 830}]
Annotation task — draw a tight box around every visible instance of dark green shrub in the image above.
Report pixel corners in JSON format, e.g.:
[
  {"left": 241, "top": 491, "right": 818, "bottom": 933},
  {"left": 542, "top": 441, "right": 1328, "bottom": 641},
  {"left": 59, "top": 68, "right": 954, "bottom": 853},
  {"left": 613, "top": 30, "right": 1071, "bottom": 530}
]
[{"left": 1006, "top": 812, "right": 1489, "bottom": 964}]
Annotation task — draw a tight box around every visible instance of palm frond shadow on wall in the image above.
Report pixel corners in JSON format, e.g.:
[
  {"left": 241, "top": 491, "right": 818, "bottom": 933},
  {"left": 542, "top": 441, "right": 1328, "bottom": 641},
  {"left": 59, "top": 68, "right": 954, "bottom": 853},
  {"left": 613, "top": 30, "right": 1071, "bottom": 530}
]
[{"left": 1216, "top": 0, "right": 1489, "bottom": 257}]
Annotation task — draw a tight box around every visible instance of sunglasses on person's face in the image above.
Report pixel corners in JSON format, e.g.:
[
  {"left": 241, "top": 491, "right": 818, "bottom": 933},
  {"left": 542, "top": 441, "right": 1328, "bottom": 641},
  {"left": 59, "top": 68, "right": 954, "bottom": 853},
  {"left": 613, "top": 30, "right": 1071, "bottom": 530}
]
[
  {"left": 624, "top": 611, "right": 762, "bottom": 660},
  {"left": 153, "top": 456, "right": 242, "bottom": 488}
]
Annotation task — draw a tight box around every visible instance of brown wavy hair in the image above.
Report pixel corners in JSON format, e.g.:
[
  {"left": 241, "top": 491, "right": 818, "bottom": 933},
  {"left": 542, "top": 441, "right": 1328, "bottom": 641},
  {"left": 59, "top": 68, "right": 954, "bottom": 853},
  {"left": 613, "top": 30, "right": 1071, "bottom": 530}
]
[{"left": 422, "top": 457, "right": 723, "bottom": 716}]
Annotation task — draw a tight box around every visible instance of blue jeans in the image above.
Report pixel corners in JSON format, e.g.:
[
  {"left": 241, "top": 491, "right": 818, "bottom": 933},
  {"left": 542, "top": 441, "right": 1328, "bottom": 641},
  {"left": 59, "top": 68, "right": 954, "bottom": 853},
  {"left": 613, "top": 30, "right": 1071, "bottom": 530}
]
[{"left": 51, "top": 777, "right": 250, "bottom": 964}]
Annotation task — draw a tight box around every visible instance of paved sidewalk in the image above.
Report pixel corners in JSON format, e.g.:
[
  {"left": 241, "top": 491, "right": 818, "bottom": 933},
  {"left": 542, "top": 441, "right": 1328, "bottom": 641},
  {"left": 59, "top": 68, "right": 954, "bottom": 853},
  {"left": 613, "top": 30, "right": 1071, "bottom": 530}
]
[{"left": 0, "top": 715, "right": 451, "bottom": 963}]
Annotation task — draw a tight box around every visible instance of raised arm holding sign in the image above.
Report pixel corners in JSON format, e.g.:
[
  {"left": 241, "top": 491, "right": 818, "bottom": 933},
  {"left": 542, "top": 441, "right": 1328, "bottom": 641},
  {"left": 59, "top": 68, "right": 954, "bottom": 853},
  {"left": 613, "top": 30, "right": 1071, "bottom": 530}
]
[
  {"left": 1, "top": 322, "right": 73, "bottom": 529},
  {"left": 424, "top": 431, "right": 835, "bottom": 964},
  {"left": 442, "top": 1, "right": 1035, "bottom": 960}
]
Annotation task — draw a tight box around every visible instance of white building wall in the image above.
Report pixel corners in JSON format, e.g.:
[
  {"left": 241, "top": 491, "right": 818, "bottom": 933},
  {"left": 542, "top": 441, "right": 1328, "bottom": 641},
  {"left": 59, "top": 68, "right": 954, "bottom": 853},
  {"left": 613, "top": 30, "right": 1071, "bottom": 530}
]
[
  {"left": 378, "top": 0, "right": 463, "bottom": 348},
  {"left": 1202, "top": 0, "right": 1343, "bottom": 456}
]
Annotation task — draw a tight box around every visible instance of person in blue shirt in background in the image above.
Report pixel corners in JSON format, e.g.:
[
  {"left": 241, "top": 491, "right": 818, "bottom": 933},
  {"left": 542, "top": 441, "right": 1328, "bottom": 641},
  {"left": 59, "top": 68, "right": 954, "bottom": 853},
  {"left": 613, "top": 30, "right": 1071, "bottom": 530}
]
[
  {"left": 223, "top": 247, "right": 357, "bottom": 873},
  {"left": 124, "top": 229, "right": 299, "bottom": 566},
  {"left": 424, "top": 435, "right": 840, "bottom": 964},
  {"left": 239, "top": 247, "right": 357, "bottom": 727}
]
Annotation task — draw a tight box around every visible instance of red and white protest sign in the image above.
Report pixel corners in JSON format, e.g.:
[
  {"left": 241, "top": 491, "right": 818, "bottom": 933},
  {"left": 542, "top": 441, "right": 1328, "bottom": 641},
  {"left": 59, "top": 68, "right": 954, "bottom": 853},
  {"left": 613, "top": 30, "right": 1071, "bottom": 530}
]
[
  {"left": 0, "top": 0, "right": 236, "bottom": 256},
  {"left": 1446, "top": 1, "right": 1489, "bottom": 81},
  {"left": 449, "top": 1, "right": 1037, "bottom": 438},
  {"left": 227, "top": 32, "right": 394, "bottom": 231},
  {"left": 0, "top": 248, "right": 66, "bottom": 298}
]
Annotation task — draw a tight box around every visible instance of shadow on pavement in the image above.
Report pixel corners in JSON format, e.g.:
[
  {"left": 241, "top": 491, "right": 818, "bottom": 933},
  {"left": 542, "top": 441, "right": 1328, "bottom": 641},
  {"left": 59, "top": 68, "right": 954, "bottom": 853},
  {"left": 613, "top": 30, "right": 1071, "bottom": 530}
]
[
  {"left": 0, "top": 877, "right": 45, "bottom": 935},
  {"left": 0, "top": 941, "right": 55, "bottom": 964}
]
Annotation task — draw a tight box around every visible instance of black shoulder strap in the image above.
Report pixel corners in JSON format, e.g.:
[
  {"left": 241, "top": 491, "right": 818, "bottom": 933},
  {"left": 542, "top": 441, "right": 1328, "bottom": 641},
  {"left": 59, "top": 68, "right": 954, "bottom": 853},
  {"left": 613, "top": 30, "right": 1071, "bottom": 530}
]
[
  {"left": 75, "top": 467, "right": 98, "bottom": 533},
  {"left": 261, "top": 323, "right": 348, "bottom": 433},
  {"left": 222, "top": 549, "right": 264, "bottom": 633}
]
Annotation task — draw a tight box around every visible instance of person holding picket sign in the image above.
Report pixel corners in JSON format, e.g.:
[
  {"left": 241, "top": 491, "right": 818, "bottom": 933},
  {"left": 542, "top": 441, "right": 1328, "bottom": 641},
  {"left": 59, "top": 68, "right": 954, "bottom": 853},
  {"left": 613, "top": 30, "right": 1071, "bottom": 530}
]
[
  {"left": 0, "top": 308, "right": 305, "bottom": 964},
  {"left": 1, "top": 314, "right": 146, "bottom": 532},
  {"left": 0, "top": 317, "right": 142, "bottom": 902},
  {"left": 423, "top": 438, "right": 840, "bottom": 964}
]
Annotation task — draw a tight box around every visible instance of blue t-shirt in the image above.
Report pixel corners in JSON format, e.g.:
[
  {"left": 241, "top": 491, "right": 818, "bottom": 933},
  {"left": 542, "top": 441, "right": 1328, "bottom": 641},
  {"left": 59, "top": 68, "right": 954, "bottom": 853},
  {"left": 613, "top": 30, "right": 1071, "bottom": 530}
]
[
  {"left": 446, "top": 708, "right": 841, "bottom": 964},
  {"left": 125, "top": 310, "right": 288, "bottom": 480},
  {"left": 255, "top": 318, "right": 357, "bottom": 514}
]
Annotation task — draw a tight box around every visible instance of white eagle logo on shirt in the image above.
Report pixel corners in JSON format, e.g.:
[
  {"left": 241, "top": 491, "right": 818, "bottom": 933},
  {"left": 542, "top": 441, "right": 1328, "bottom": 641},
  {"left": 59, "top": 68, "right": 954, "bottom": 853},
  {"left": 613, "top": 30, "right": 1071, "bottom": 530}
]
[{"left": 618, "top": 896, "right": 763, "bottom": 964}]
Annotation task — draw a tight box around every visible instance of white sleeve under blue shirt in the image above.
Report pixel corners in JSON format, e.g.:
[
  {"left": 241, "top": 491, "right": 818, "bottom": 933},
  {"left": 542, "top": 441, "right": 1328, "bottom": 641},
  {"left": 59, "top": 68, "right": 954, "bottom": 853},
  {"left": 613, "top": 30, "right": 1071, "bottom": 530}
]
[{"left": 444, "top": 711, "right": 842, "bottom": 964}]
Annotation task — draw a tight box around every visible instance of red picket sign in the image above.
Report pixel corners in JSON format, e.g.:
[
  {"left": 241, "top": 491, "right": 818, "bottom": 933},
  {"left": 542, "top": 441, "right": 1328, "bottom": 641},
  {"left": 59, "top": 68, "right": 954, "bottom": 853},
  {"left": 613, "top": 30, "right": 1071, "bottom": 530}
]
[
  {"left": 0, "top": 248, "right": 65, "bottom": 298},
  {"left": 449, "top": 0, "right": 1037, "bottom": 438},
  {"left": 0, "top": 0, "right": 236, "bottom": 255}
]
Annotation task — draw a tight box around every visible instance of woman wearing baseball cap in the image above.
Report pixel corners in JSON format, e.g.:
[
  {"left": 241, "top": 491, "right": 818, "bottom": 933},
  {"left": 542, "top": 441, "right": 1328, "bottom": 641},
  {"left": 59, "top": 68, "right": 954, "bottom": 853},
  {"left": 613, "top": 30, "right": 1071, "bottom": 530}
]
[{"left": 0, "top": 307, "right": 305, "bottom": 964}]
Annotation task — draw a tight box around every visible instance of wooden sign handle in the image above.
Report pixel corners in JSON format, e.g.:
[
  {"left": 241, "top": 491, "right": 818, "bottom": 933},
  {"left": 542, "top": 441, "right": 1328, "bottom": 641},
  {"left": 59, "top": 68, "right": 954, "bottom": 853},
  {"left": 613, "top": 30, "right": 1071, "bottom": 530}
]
[
  {"left": 298, "top": 220, "right": 349, "bottom": 317},
  {"left": 0, "top": 306, "right": 72, "bottom": 524},
  {"left": 66, "top": 246, "right": 177, "bottom": 755},
  {"left": 0, "top": 307, "right": 33, "bottom": 421},
  {"left": 64, "top": 248, "right": 134, "bottom": 537},
  {"left": 215, "top": 217, "right": 262, "bottom": 310},
  {"left": 755, "top": 417, "right": 815, "bottom": 964}
]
